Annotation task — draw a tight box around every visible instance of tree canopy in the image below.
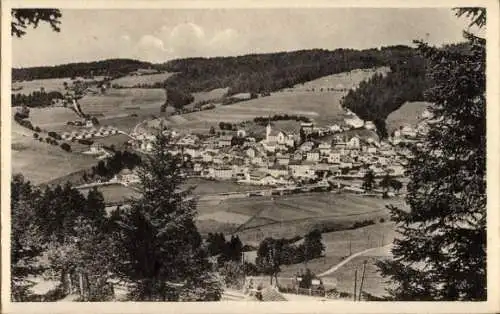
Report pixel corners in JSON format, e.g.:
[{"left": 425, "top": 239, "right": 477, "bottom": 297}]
[
  {"left": 11, "top": 9, "right": 62, "bottom": 38},
  {"left": 377, "top": 8, "right": 486, "bottom": 301}
]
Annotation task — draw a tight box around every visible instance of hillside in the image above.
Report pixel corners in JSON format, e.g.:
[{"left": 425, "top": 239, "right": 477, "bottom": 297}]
[
  {"left": 12, "top": 59, "right": 153, "bottom": 81},
  {"left": 385, "top": 101, "right": 431, "bottom": 132},
  {"left": 161, "top": 46, "right": 419, "bottom": 95}
]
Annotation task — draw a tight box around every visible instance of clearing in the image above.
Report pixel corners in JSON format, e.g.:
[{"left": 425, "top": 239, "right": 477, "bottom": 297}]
[
  {"left": 110, "top": 72, "right": 175, "bottom": 87},
  {"left": 289, "top": 67, "right": 390, "bottom": 92},
  {"left": 386, "top": 101, "right": 431, "bottom": 132}
]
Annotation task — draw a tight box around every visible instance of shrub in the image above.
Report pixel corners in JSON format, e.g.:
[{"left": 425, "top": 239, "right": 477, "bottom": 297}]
[
  {"left": 78, "top": 139, "right": 94, "bottom": 145},
  {"left": 33, "top": 133, "right": 39, "bottom": 139},
  {"left": 60, "top": 143, "right": 71, "bottom": 152},
  {"left": 34, "top": 126, "right": 42, "bottom": 132},
  {"left": 379, "top": 217, "right": 385, "bottom": 223}
]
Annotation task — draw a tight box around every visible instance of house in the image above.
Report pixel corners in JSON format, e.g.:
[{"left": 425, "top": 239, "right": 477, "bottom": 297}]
[
  {"left": 292, "top": 151, "right": 303, "bottom": 161},
  {"left": 276, "top": 154, "right": 290, "bottom": 166},
  {"left": 289, "top": 163, "right": 315, "bottom": 178},
  {"left": 217, "top": 135, "right": 233, "bottom": 147},
  {"left": 236, "top": 129, "right": 247, "bottom": 138},
  {"left": 299, "top": 141, "right": 315, "bottom": 152},
  {"left": 364, "top": 121, "right": 376, "bottom": 130},
  {"left": 327, "top": 152, "right": 341, "bottom": 164},
  {"left": 184, "top": 148, "right": 201, "bottom": 158},
  {"left": 251, "top": 156, "right": 266, "bottom": 166},
  {"left": 141, "top": 141, "right": 153, "bottom": 152},
  {"left": 300, "top": 122, "right": 314, "bottom": 134},
  {"left": 246, "top": 147, "right": 256, "bottom": 158},
  {"left": 193, "top": 163, "right": 203, "bottom": 174},
  {"left": 401, "top": 126, "right": 417, "bottom": 138},
  {"left": 318, "top": 142, "right": 332, "bottom": 155},
  {"left": 208, "top": 167, "right": 233, "bottom": 180},
  {"left": 350, "top": 149, "right": 359, "bottom": 157},
  {"left": 178, "top": 134, "right": 199, "bottom": 146},
  {"left": 344, "top": 116, "right": 364, "bottom": 129},
  {"left": 118, "top": 168, "right": 140, "bottom": 185},
  {"left": 306, "top": 149, "right": 320, "bottom": 162},
  {"left": 90, "top": 143, "right": 103, "bottom": 154},
  {"left": 267, "top": 165, "right": 289, "bottom": 178},
  {"left": 329, "top": 124, "right": 342, "bottom": 133},
  {"left": 201, "top": 151, "right": 214, "bottom": 163},
  {"left": 387, "top": 164, "right": 405, "bottom": 176},
  {"left": 347, "top": 136, "right": 361, "bottom": 149}
]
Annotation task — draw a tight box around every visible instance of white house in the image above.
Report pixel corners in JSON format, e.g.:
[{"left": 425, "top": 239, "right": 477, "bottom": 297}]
[
  {"left": 276, "top": 154, "right": 290, "bottom": 166},
  {"left": 267, "top": 166, "right": 289, "bottom": 178},
  {"left": 318, "top": 142, "right": 332, "bottom": 155},
  {"left": 401, "top": 126, "right": 417, "bottom": 138},
  {"left": 344, "top": 116, "right": 364, "bottom": 129},
  {"left": 299, "top": 141, "right": 315, "bottom": 152},
  {"left": 329, "top": 124, "right": 342, "bottom": 133},
  {"left": 236, "top": 129, "right": 247, "bottom": 138},
  {"left": 306, "top": 150, "right": 320, "bottom": 162},
  {"left": 347, "top": 136, "right": 361, "bottom": 149},
  {"left": 289, "top": 163, "right": 315, "bottom": 178},
  {"left": 246, "top": 147, "right": 256, "bottom": 158},
  {"left": 364, "top": 121, "right": 376, "bottom": 130},
  {"left": 209, "top": 167, "right": 233, "bottom": 180},
  {"left": 327, "top": 152, "right": 341, "bottom": 164},
  {"left": 218, "top": 135, "right": 233, "bottom": 147}
]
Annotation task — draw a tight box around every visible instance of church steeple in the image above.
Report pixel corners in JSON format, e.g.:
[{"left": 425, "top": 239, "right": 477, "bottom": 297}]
[{"left": 266, "top": 117, "right": 272, "bottom": 140}]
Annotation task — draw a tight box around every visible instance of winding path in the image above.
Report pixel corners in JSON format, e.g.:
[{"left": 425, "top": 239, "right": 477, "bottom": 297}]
[{"left": 318, "top": 244, "right": 393, "bottom": 277}]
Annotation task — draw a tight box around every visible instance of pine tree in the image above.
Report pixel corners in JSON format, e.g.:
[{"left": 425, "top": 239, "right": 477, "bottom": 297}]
[
  {"left": 303, "top": 229, "right": 325, "bottom": 260},
  {"left": 256, "top": 238, "right": 282, "bottom": 285},
  {"left": 376, "top": 9, "right": 486, "bottom": 301},
  {"left": 11, "top": 175, "right": 45, "bottom": 301},
  {"left": 116, "top": 131, "right": 222, "bottom": 301},
  {"left": 362, "top": 169, "right": 375, "bottom": 191}
]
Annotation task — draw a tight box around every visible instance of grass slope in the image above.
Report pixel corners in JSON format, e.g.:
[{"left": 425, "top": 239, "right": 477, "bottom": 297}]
[
  {"left": 110, "top": 72, "right": 175, "bottom": 87},
  {"left": 385, "top": 101, "right": 431, "bottom": 132}
]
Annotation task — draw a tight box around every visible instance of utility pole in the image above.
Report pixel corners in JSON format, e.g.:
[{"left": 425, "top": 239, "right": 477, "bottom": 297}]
[
  {"left": 358, "top": 260, "right": 367, "bottom": 301},
  {"left": 353, "top": 269, "right": 358, "bottom": 301}
]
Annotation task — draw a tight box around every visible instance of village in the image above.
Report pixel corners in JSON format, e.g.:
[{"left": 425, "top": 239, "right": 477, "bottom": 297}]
[{"left": 111, "top": 109, "right": 433, "bottom": 194}]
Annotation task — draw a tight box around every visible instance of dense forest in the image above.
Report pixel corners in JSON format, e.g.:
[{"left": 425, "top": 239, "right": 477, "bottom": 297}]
[
  {"left": 161, "top": 46, "right": 419, "bottom": 95},
  {"left": 12, "top": 59, "right": 153, "bottom": 81},
  {"left": 11, "top": 90, "right": 64, "bottom": 107}
]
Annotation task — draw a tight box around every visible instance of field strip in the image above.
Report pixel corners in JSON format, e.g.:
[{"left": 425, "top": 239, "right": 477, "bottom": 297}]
[
  {"left": 237, "top": 208, "right": 385, "bottom": 232},
  {"left": 271, "top": 200, "right": 322, "bottom": 216},
  {"left": 233, "top": 206, "right": 276, "bottom": 234},
  {"left": 317, "top": 244, "right": 393, "bottom": 277}
]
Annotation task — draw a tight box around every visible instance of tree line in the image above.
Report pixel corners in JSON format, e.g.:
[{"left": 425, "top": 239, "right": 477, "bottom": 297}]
[
  {"left": 11, "top": 90, "right": 64, "bottom": 107},
  {"left": 12, "top": 59, "right": 153, "bottom": 81},
  {"left": 161, "top": 46, "right": 417, "bottom": 95}
]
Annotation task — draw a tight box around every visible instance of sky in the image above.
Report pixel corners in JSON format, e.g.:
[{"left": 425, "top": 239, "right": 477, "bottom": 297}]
[{"left": 12, "top": 8, "right": 474, "bottom": 68}]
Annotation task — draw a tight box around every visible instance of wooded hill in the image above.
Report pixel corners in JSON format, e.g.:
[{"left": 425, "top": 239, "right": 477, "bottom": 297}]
[
  {"left": 12, "top": 59, "right": 153, "bottom": 81},
  {"left": 160, "top": 46, "right": 420, "bottom": 95}
]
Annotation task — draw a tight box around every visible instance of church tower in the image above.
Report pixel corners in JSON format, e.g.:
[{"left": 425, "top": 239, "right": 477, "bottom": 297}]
[{"left": 266, "top": 120, "right": 272, "bottom": 141}]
